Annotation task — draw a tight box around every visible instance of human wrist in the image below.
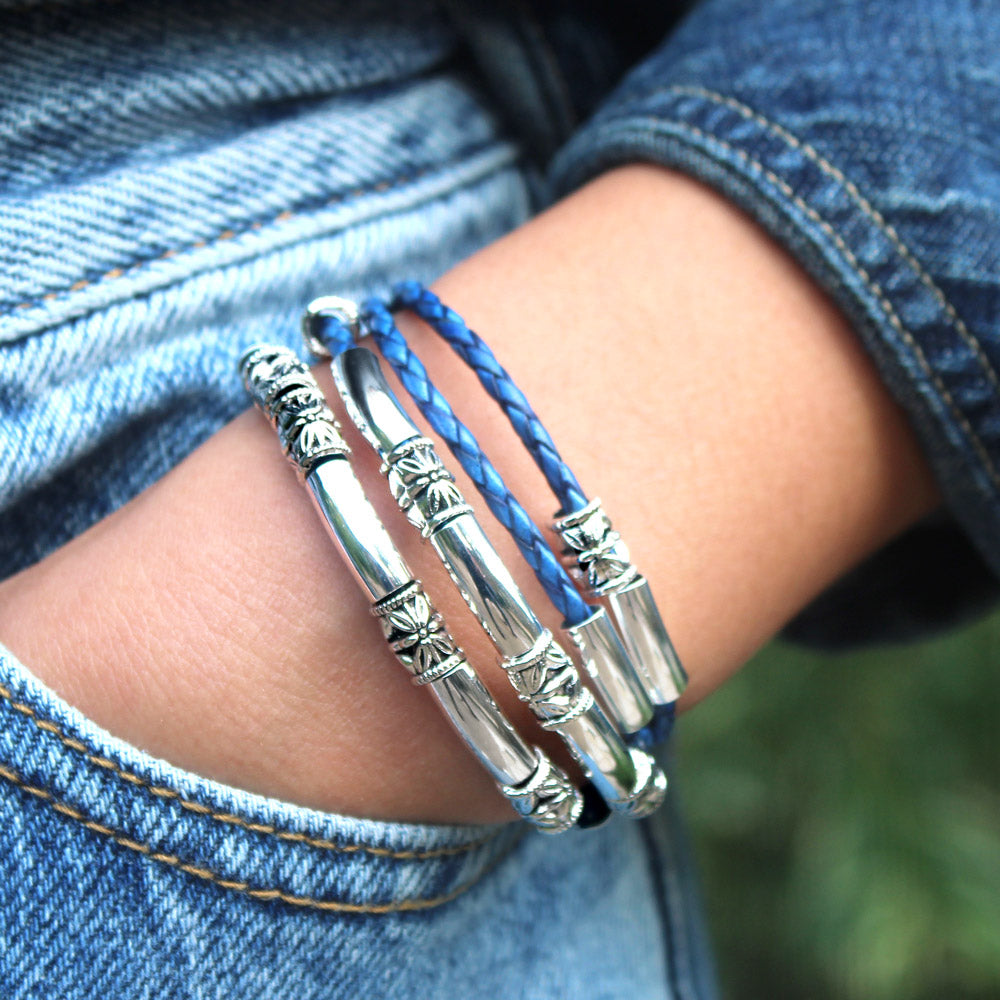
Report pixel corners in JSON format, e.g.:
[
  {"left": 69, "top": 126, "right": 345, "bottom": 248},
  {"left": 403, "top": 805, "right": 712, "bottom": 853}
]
[
  {"left": 0, "top": 162, "right": 940, "bottom": 826},
  {"left": 402, "top": 164, "right": 939, "bottom": 702}
]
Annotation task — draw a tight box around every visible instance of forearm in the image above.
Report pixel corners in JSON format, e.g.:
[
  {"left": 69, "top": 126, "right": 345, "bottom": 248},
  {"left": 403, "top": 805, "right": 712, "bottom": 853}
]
[{"left": 0, "top": 165, "right": 939, "bottom": 823}]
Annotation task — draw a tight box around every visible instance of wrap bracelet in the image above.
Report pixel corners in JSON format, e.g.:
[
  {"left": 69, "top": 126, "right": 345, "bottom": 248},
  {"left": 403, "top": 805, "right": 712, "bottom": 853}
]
[
  {"left": 305, "top": 294, "right": 684, "bottom": 753},
  {"left": 239, "top": 287, "right": 685, "bottom": 829},
  {"left": 239, "top": 345, "right": 584, "bottom": 833}
]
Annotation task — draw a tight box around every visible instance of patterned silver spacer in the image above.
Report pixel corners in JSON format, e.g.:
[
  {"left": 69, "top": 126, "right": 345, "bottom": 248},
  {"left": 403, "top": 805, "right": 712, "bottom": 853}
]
[
  {"left": 501, "top": 746, "right": 583, "bottom": 833},
  {"left": 240, "top": 345, "right": 309, "bottom": 407},
  {"left": 239, "top": 345, "right": 349, "bottom": 476},
  {"left": 382, "top": 437, "right": 473, "bottom": 538},
  {"left": 554, "top": 498, "right": 639, "bottom": 597},
  {"left": 372, "top": 581, "right": 468, "bottom": 686},
  {"left": 283, "top": 417, "right": 348, "bottom": 473},
  {"left": 537, "top": 686, "right": 595, "bottom": 732},
  {"left": 272, "top": 383, "right": 334, "bottom": 435},
  {"left": 502, "top": 630, "right": 588, "bottom": 726}
]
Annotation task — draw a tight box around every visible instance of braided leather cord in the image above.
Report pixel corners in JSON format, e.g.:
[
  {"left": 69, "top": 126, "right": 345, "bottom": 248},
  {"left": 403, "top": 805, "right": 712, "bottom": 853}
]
[
  {"left": 392, "top": 280, "right": 588, "bottom": 514},
  {"left": 311, "top": 303, "right": 592, "bottom": 627},
  {"left": 388, "top": 283, "right": 676, "bottom": 748}
]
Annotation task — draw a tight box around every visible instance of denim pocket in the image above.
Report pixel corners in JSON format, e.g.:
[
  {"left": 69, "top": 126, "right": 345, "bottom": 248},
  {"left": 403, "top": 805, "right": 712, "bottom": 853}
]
[
  {"left": 0, "top": 645, "right": 529, "bottom": 995},
  {"left": 0, "top": 644, "right": 707, "bottom": 1000},
  {"left": 0, "top": 645, "right": 519, "bottom": 911}
]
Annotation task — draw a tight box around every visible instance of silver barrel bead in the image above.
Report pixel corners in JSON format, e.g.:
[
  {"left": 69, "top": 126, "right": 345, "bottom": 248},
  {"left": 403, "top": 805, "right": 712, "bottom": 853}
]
[
  {"left": 555, "top": 498, "right": 688, "bottom": 704},
  {"left": 240, "top": 344, "right": 581, "bottom": 833}
]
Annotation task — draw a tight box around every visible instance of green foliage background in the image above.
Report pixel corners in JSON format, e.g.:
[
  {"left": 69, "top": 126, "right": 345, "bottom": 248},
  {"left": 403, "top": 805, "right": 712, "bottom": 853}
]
[{"left": 678, "top": 611, "right": 1000, "bottom": 1000}]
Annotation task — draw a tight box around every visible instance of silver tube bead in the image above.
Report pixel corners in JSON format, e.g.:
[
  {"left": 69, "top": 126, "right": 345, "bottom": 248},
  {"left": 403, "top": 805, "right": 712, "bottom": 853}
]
[
  {"left": 565, "top": 607, "right": 655, "bottom": 734},
  {"left": 240, "top": 344, "right": 581, "bottom": 833},
  {"left": 554, "top": 498, "right": 688, "bottom": 704},
  {"left": 332, "top": 346, "right": 666, "bottom": 817}
]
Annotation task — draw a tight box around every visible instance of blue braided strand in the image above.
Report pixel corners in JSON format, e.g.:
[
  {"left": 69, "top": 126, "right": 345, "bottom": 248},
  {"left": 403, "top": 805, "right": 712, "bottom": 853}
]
[
  {"left": 356, "top": 299, "right": 593, "bottom": 627},
  {"left": 388, "top": 282, "right": 676, "bottom": 745},
  {"left": 392, "top": 280, "right": 588, "bottom": 515},
  {"left": 311, "top": 315, "right": 355, "bottom": 357}
]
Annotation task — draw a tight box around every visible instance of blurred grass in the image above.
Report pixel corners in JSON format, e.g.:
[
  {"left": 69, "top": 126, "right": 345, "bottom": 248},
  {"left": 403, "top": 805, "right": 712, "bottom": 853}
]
[{"left": 678, "top": 609, "right": 1000, "bottom": 1000}]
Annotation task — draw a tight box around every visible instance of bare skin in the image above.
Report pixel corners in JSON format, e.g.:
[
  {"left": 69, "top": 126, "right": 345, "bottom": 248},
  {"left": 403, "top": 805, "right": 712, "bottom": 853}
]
[{"left": 0, "top": 165, "right": 939, "bottom": 824}]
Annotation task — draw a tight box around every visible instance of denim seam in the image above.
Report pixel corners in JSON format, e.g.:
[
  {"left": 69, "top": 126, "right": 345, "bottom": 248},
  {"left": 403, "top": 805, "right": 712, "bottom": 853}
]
[
  {"left": 0, "top": 681, "right": 499, "bottom": 860},
  {"left": 637, "top": 820, "right": 681, "bottom": 1000},
  {"left": 590, "top": 113, "right": 1000, "bottom": 497},
  {"left": 9, "top": 167, "right": 429, "bottom": 315},
  {"left": 6, "top": 144, "right": 507, "bottom": 323},
  {"left": 657, "top": 813, "right": 699, "bottom": 1000},
  {"left": 0, "top": 759, "right": 519, "bottom": 913},
  {"left": 664, "top": 85, "right": 1000, "bottom": 397}
]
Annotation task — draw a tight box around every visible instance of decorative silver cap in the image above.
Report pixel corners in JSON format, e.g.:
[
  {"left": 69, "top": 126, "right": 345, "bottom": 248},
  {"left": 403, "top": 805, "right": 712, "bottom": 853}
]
[
  {"left": 372, "top": 581, "right": 466, "bottom": 687},
  {"left": 555, "top": 499, "right": 688, "bottom": 702},
  {"left": 383, "top": 438, "right": 474, "bottom": 538},
  {"left": 239, "top": 345, "right": 349, "bottom": 476},
  {"left": 502, "top": 747, "right": 584, "bottom": 834},
  {"left": 555, "top": 498, "right": 638, "bottom": 595}
]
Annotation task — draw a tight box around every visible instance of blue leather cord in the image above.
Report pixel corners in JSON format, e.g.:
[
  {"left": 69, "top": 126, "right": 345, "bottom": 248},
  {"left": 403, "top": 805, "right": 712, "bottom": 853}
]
[{"left": 391, "top": 280, "right": 588, "bottom": 515}]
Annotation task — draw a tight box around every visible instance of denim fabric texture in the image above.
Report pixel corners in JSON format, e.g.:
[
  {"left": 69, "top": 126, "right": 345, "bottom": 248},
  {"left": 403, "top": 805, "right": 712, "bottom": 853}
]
[
  {"left": 0, "top": 647, "right": 714, "bottom": 998},
  {"left": 548, "top": 0, "right": 1000, "bottom": 645},
  {"left": 0, "top": 0, "right": 529, "bottom": 579},
  {"left": 1, "top": 0, "right": 997, "bottom": 996}
]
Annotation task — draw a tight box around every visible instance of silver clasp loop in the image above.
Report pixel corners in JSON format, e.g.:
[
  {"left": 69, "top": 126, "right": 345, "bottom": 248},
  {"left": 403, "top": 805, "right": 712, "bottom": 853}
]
[{"left": 302, "top": 295, "right": 362, "bottom": 358}]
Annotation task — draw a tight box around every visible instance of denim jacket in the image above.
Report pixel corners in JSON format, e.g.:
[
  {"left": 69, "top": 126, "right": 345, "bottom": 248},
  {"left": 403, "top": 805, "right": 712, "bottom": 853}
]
[{"left": 1, "top": 1, "right": 997, "bottom": 997}]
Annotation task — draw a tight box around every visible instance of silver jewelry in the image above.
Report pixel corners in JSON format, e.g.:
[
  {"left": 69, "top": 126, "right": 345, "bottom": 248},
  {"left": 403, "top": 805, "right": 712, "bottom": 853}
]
[
  {"left": 302, "top": 298, "right": 662, "bottom": 739},
  {"left": 555, "top": 499, "right": 688, "bottom": 703},
  {"left": 332, "top": 345, "right": 667, "bottom": 818},
  {"left": 240, "top": 344, "right": 583, "bottom": 833},
  {"left": 564, "top": 606, "right": 657, "bottom": 736}
]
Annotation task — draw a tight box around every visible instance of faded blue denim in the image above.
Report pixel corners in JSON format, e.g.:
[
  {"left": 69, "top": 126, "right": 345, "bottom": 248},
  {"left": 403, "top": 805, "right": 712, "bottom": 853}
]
[{"left": 1, "top": 0, "right": 997, "bottom": 996}]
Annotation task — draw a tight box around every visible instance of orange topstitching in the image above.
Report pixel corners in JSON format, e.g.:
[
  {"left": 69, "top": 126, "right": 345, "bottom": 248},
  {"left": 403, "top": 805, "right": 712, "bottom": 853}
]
[
  {"left": 0, "top": 680, "right": 498, "bottom": 860},
  {"left": 0, "top": 759, "right": 517, "bottom": 914},
  {"left": 13, "top": 173, "right": 420, "bottom": 315}
]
